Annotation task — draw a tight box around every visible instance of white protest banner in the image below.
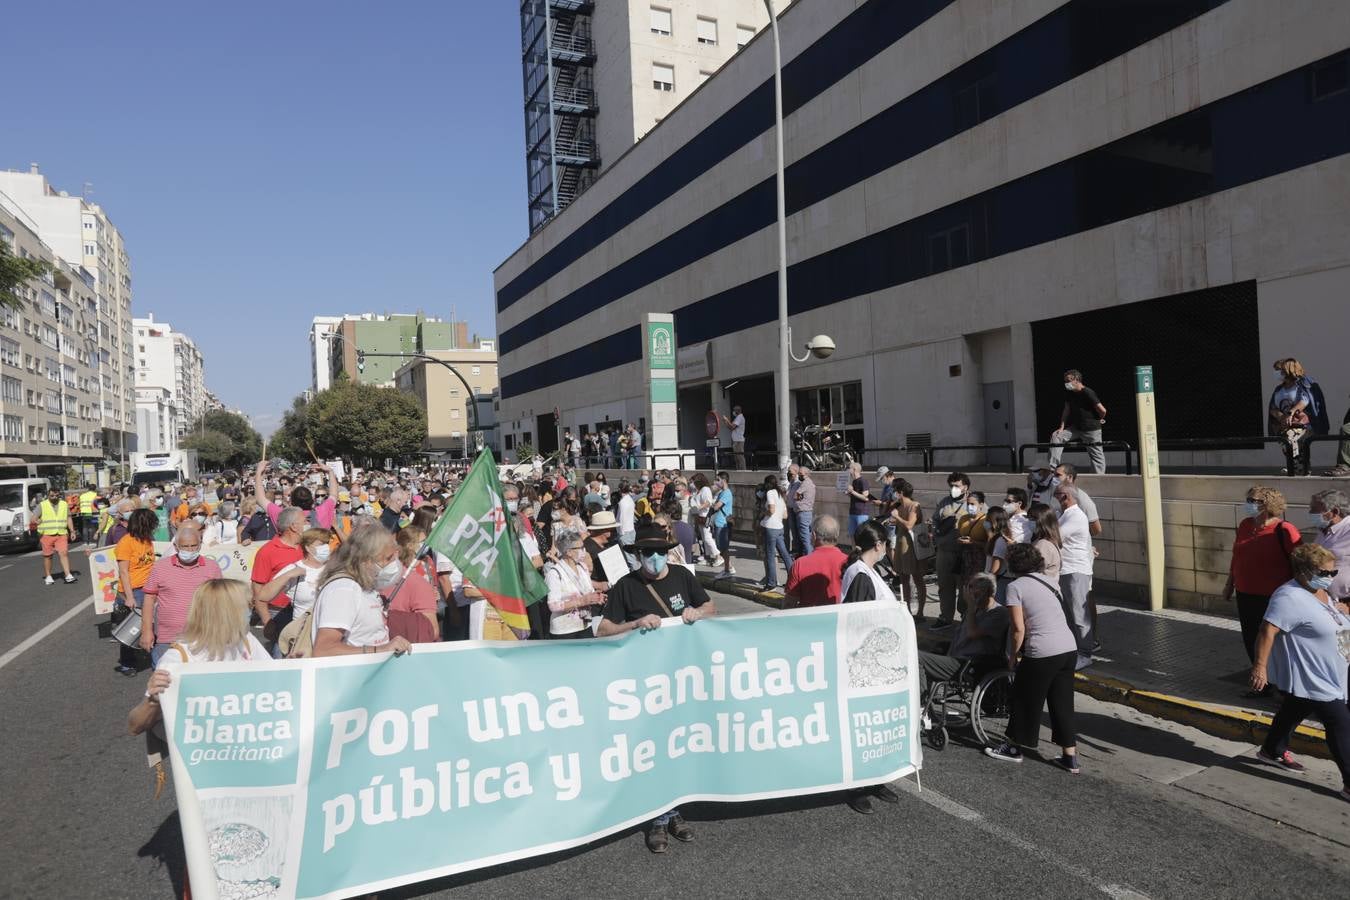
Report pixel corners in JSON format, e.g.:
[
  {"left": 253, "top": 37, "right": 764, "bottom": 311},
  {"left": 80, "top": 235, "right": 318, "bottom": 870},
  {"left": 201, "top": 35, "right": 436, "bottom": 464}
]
[
  {"left": 597, "top": 544, "right": 629, "bottom": 586},
  {"left": 162, "top": 600, "right": 920, "bottom": 899}
]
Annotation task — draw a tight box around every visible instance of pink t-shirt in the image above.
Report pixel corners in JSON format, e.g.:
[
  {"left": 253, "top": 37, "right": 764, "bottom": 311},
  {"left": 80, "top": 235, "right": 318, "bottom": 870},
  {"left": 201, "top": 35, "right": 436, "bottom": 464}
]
[
  {"left": 268, "top": 497, "right": 336, "bottom": 530},
  {"left": 381, "top": 561, "right": 439, "bottom": 616},
  {"left": 144, "top": 555, "right": 223, "bottom": 644}
]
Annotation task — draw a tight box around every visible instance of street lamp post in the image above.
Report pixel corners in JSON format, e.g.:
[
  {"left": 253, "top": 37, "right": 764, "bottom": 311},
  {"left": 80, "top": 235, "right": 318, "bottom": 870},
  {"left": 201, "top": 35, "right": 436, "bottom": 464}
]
[
  {"left": 764, "top": 0, "right": 791, "bottom": 475},
  {"left": 320, "top": 332, "right": 483, "bottom": 453}
]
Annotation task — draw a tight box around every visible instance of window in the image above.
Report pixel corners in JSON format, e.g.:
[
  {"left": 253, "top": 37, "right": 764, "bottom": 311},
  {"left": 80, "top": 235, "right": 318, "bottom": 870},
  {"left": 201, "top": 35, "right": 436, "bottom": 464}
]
[
  {"left": 451, "top": 409, "right": 460, "bottom": 419},
  {"left": 47, "top": 423, "right": 62, "bottom": 444},
  {"left": 2, "top": 414, "right": 22, "bottom": 442},
  {"left": 736, "top": 24, "right": 755, "bottom": 47},
  {"left": 649, "top": 7, "right": 671, "bottom": 35},
  {"left": 41, "top": 291, "right": 55, "bottom": 315},
  {"left": 0, "top": 337, "right": 18, "bottom": 367},
  {"left": 794, "top": 382, "right": 865, "bottom": 451},
  {"left": 652, "top": 63, "right": 675, "bottom": 92},
  {"left": 471, "top": 365, "right": 481, "bottom": 376},
  {"left": 697, "top": 17, "right": 717, "bottom": 45},
  {"left": 0, "top": 307, "right": 15, "bottom": 329},
  {"left": 927, "top": 223, "right": 971, "bottom": 274},
  {"left": 84, "top": 243, "right": 95, "bottom": 256},
  {"left": 1, "top": 375, "right": 20, "bottom": 403}
]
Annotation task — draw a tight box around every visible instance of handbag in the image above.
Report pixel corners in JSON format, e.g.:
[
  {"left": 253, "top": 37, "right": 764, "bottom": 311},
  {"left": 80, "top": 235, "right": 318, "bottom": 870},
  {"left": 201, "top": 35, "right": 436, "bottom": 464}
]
[{"left": 910, "top": 524, "right": 935, "bottom": 562}]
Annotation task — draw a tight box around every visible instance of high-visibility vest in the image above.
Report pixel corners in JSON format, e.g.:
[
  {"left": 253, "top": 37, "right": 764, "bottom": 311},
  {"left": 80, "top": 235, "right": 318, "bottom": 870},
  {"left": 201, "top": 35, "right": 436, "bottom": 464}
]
[
  {"left": 79, "top": 490, "right": 97, "bottom": 515},
  {"left": 38, "top": 500, "right": 70, "bottom": 535}
]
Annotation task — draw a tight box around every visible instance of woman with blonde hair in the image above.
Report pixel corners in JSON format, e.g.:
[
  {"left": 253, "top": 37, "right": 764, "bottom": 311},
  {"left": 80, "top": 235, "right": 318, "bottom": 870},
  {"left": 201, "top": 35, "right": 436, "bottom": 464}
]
[
  {"left": 1222, "top": 485, "right": 1302, "bottom": 677},
  {"left": 128, "top": 580, "right": 266, "bottom": 735},
  {"left": 1249, "top": 543, "right": 1350, "bottom": 790},
  {"left": 311, "top": 523, "right": 412, "bottom": 658},
  {"left": 1268, "top": 358, "right": 1317, "bottom": 475}
]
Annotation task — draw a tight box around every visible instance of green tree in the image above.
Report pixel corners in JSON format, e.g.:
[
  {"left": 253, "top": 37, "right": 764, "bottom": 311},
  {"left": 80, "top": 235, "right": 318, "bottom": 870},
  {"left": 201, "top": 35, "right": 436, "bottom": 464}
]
[
  {"left": 180, "top": 429, "right": 236, "bottom": 471},
  {"left": 1, "top": 240, "right": 52, "bottom": 310},
  {"left": 185, "top": 409, "right": 263, "bottom": 470},
  {"left": 267, "top": 395, "right": 311, "bottom": 464},
  {"left": 305, "top": 382, "right": 426, "bottom": 466}
]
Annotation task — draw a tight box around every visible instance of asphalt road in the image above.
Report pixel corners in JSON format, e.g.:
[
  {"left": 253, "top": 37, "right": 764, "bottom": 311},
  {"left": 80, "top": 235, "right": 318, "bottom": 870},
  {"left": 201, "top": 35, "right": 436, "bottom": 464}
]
[{"left": 0, "top": 546, "right": 1346, "bottom": 900}]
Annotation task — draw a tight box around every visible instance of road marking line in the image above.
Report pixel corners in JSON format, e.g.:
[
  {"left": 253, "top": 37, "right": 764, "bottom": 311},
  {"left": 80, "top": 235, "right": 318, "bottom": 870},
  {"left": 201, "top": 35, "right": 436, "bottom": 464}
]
[
  {"left": 0, "top": 599, "right": 88, "bottom": 671},
  {"left": 893, "top": 779, "right": 1150, "bottom": 899}
]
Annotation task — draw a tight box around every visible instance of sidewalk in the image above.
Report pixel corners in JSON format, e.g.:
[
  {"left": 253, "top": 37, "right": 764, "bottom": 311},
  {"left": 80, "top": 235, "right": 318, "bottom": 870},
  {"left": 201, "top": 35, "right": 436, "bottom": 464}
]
[{"left": 695, "top": 537, "right": 1331, "bottom": 760}]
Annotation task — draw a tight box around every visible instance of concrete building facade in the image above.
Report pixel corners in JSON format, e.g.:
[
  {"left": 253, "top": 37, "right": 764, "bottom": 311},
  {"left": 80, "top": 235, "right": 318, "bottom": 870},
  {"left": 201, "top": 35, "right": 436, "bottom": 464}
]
[
  {"left": 133, "top": 315, "right": 206, "bottom": 442},
  {"left": 326, "top": 313, "right": 478, "bottom": 388},
  {"left": 309, "top": 315, "right": 342, "bottom": 394},
  {"left": 521, "top": 0, "right": 787, "bottom": 232},
  {"left": 496, "top": 0, "right": 1350, "bottom": 472},
  {"left": 135, "top": 386, "right": 177, "bottom": 454},
  {"left": 0, "top": 166, "right": 137, "bottom": 463},
  {"left": 394, "top": 340, "right": 500, "bottom": 457}
]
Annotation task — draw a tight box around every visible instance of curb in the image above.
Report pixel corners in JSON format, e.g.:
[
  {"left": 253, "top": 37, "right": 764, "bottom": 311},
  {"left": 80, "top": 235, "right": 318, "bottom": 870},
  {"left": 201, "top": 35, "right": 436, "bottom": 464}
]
[{"left": 697, "top": 571, "right": 1332, "bottom": 761}]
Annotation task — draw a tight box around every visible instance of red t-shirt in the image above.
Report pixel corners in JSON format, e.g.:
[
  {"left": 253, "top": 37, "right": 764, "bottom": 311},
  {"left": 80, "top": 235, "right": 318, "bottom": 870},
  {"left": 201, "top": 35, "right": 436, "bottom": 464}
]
[
  {"left": 252, "top": 536, "right": 304, "bottom": 607},
  {"left": 1231, "top": 517, "right": 1301, "bottom": 596},
  {"left": 381, "top": 561, "right": 439, "bottom": 615},
  {"left": 785, "top": 545, "right": 848, "bottom": 607}
]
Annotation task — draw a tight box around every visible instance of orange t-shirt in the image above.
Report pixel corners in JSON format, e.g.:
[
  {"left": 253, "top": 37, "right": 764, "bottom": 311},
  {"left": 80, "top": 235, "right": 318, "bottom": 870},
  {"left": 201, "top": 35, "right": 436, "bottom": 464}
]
[{"left": 114, "top": 535, "right": 156, "bottom": 589}]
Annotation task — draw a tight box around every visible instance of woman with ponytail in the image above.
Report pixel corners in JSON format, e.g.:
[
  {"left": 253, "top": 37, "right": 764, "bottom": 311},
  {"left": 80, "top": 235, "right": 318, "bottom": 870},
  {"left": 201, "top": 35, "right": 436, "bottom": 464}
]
[{"left": 842, "top": 520, "right": 900, "bottom": 605}]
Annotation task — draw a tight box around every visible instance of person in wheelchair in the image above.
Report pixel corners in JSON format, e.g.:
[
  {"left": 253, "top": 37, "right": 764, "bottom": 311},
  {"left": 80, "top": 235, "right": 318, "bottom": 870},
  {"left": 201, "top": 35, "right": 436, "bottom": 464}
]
[{"left": 918, "top": 573, "right": 1009, "bottom": 698}]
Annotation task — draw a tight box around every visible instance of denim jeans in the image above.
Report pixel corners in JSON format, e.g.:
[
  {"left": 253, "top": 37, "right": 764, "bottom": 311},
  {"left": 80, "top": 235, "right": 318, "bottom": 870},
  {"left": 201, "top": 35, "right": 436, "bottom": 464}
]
[
  {"left": 761, "top": 527, "right": 793, "bottom": 588},
  {"left": 652, "top": 807, "right": 681, "bottom": 827},
  {"left": 795, "top": 509, "right": 813, "bottom": 557},
  {"left": 848, "top": 513, "right": 870, "bottom": 539}
]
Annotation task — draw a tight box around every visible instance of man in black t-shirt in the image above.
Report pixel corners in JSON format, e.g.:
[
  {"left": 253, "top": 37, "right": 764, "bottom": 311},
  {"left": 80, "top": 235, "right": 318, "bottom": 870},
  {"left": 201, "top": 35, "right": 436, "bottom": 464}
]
[
  {"left": 598, "top": 523, "right": 716, "bottom": 854},
  {"left": 1049, "top": 369, "right": 1108, "bottom": 474}
]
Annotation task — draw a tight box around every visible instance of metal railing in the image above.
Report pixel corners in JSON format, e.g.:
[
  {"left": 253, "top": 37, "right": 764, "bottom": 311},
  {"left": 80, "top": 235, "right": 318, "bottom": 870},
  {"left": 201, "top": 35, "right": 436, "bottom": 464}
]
[
  {"left": 1153, "top": 434, "right": 1345, "bottom": 470},
  {"left": 1017, "top": 441, "right": 1136, "bottom": 476},
  {"left": 922, "top": 444, "right": 1017, "bottom": 474}
]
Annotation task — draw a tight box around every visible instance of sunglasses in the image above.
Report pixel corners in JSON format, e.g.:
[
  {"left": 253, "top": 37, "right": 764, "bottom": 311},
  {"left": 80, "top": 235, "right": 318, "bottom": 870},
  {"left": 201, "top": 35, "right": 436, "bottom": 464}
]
[
  {"left": 637, "top": 547, "right": 667, "bottom": 558},
  {"left": 1318, "top": 569, "right": 1339, "bottom": 578}
]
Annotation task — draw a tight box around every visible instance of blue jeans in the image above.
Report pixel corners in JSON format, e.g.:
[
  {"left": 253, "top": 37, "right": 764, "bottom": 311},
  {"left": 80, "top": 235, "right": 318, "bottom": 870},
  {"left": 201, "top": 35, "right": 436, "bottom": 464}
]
[
  {"left": 715, "top": 523, "right": 731, "bottom": 557},
  {"left": 795, "top": 509, "right": 813, "bottom": 557},
  {"left": 653, "top": 807, "right": 681, "bottom": 827},
  {"left": 151, "top": 642, "right": 174, "bottom": 666},
  {"left": 761, "top": 527, "right": 793, "bottom": 588},
  {"left": 848, "top": 513, "right": 869, "bottom": 539}
]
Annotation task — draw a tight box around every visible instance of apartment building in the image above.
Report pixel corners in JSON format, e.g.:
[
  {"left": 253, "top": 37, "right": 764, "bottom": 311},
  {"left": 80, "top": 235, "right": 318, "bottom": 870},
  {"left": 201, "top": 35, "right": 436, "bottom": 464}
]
[
  {"left": 133, "top": 314, "right": 207, "bottom": 441},
  {"left": 394, "top": 339, "right": 499, "bottom": 457},
  {"left": 1, "top": 200, "right": 113, "bottom": 463},
  {"left": 0, "top": 165, "right": 137, "bottom": 463},
  {"left": 520, "top": 0, "right": 787, "bottom": 231}
]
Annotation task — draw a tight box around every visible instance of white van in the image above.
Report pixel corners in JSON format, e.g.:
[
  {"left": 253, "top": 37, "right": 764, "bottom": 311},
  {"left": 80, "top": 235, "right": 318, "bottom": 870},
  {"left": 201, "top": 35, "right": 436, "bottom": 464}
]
[{"left": 0, "top": 478, "right": 49, "bottom": 550}]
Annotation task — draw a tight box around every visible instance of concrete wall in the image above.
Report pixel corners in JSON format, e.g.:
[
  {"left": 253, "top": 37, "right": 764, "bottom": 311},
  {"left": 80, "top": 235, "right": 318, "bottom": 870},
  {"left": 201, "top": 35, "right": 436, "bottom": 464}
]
[{"left": 574, "top": 465, "right": 1339, "bottom": 616}]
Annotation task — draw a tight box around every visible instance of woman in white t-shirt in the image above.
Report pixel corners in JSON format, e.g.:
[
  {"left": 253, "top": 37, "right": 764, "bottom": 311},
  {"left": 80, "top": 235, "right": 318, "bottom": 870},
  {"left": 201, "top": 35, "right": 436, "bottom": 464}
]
[
  {"left": 311, "top": 524, "right": 412, "bottom": 658},
  {"left": 201, "top": 500, "right": 241, "bottom": 548},
  {"left": 128, "top": 579, "right": 269, "bottom": 735},
  {"left": 691, "top": 473, "right": 721, "bottom": 566},
  {"left": 544, "top": 527, "right": 604, "bottom": 638},
  {"left": 758, "top": 475, "right": 793, "bottom": 591}
]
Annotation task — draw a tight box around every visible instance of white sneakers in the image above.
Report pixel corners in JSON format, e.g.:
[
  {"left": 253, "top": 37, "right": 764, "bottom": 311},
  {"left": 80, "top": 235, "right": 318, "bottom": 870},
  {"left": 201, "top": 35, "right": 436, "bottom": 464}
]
[{"left": 44, "top": 575, "right": 54, "bottom": 586}]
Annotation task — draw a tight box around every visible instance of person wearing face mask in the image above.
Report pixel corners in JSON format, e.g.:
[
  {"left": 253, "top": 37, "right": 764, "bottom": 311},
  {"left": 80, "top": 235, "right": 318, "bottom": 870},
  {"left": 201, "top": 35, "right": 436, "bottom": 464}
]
[
  {"left": 545, "top": 526, "right": 605, "bottom": 638},
  {"left": 1222, "top": 486, "right": 1302, "bottom": 677},
  {"left": 251, "top": 507, "right": 307, "bottom": 627},
  {"left": 381, "top": 526, "right": 441, "bottom": 642},
  {"left": 1026, "top": 461, "right": 1059, "bottom": 508},
  {"left": 36, "top": 487, "right": 78, "bottom": 585},
  {"left": 201, "top": 501, "right": 239, "bottom": 548},
  {"left": 138, "top": 523, "right": 223, "bottom": 665},
  {"left": 103, "top": 497, "right": 140, "bottom": 547},
  {"left": 931, "top": 472, "right": 971, "bottom": 628},
  {"left": 272, "top": 528, "right": 335, "bottom": 657},
  {"left": 1050, "top": 369, "right": 1107, "bottom": 474},
  {"left": 598, "top": 522, "right": 715, "bottom": 852},
  {"left": 1249, "top": 544, "right": 1350, "bottom": 792},
  {"left": 1002, "top": 488, "right": 1032, "bottom": 543},
  {"left": 146, "top": 490, "right": 172, "bottom": 542},
  {"left": 957, "top": 491, "right": 991, "bottom": 579},
  {"left": 1310, "top": 490, "right": 1350, "bottom": 606},
  {"left": 311, "top": 524, "right": 413, "bottom": 657}
]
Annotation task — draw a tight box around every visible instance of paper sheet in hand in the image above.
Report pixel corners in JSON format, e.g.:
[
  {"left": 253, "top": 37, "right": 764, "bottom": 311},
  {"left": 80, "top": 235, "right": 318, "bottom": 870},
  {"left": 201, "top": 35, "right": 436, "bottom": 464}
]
[{"left": 597, "top": 544, "right": 629, "bottom": 585}]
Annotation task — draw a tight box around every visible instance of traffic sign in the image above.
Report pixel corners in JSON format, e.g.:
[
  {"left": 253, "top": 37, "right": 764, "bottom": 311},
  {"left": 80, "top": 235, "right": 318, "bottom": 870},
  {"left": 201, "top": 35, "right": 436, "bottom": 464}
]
[{"left": 705, "top": 411, "right": 719, "bottom": 438}]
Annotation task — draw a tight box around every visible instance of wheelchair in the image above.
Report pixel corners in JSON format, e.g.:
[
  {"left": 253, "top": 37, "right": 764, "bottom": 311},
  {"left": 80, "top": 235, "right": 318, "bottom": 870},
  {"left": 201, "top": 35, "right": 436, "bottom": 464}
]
[{"left": 921, "top": 656, "right": 1015, "bottom": 751}]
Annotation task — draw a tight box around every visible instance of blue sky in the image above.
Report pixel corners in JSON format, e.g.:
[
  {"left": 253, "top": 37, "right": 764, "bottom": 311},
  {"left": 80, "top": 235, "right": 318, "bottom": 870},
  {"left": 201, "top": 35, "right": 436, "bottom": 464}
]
[{"left": 3, "top": 1, "right": 527, "bottom": 435}]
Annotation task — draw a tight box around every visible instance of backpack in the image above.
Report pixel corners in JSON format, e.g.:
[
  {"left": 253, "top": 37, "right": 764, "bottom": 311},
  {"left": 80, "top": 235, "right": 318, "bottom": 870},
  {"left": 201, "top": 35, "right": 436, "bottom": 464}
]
[{"left": 1306, "top": 379, "right": 1331, "bottom": 435}]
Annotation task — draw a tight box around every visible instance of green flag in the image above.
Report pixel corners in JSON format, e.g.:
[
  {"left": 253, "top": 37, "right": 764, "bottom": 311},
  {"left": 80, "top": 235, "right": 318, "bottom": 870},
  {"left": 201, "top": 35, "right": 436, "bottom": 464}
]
[{"left": 424, "top": 449, "right": 546, "bottom": 635}]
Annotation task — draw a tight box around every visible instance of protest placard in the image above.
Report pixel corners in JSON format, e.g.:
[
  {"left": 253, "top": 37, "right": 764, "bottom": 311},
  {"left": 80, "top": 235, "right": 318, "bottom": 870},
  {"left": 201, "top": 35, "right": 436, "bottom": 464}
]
[{"left": 162, "top": 600, "right": 919, "bottom": 899}]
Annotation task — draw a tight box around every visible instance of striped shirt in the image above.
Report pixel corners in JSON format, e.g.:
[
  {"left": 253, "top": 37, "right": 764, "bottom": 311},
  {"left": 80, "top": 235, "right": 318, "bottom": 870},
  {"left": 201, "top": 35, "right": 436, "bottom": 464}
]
[{"left": 144, "top": 555, "right": 222, "bottom": 644}]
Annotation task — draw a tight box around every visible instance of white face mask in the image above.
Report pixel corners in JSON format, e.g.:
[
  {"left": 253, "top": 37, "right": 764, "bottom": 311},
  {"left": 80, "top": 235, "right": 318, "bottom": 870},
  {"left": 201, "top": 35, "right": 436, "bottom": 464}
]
[
  {"left": 176, "top": 549, "right": 200, "bottom": 564},
  {"left": 373, "top": 558, "right": 402, "bottom": 589},
  {"left": 193, "top": 514, "right": 207, "bottom": 524},
  {"left": 950, "top": 486, "right": 964, "bottom": 499},
  {"left": 1003, "top": 502, "right": 1019, "bottom": 514},
  {"left": 311, "top": 544, "right": 332, "bottom": 562},
  {"left": 1064, "top": 382, "right": 1074, "bottom": 391},
  {"left": 1306, "top": 509, "right": 1330, "bottom": 528}
]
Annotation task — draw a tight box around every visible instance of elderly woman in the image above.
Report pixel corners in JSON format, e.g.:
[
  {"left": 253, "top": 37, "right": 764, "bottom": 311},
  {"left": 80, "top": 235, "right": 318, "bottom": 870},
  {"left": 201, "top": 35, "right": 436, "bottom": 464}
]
[
  {"left": 238, "top": 495, "right": 274, "bottom": 545},
  {"left": 1310, "top": 489, "right": 1350, "bottom": 605},
  {"left": 311, "top": 525, "right": 412, "bottom": 657},
  {"left": 1222, "top": 486, "right": 1302, "bottom": 670},
  {"left": 1267, "top": 358, "right": 1317, "bottom": 476},
  {"left": 985, "top": 543, "right": 1081, "bottom": 774},
  {"left": 1249, "top": 544, "right": 1349, "bottom": 795},
  {"left": 128, "top": 580, "right": 269, "bottom": 735},
  {"left": 842, "top": 520, "right": 899, "bottom": 605},
  {"left": 918, "top": 573, "right": 1008, "bottom": 697},
  {"left": 545, "top": 525, "right": 605, "bottom": 638}
]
